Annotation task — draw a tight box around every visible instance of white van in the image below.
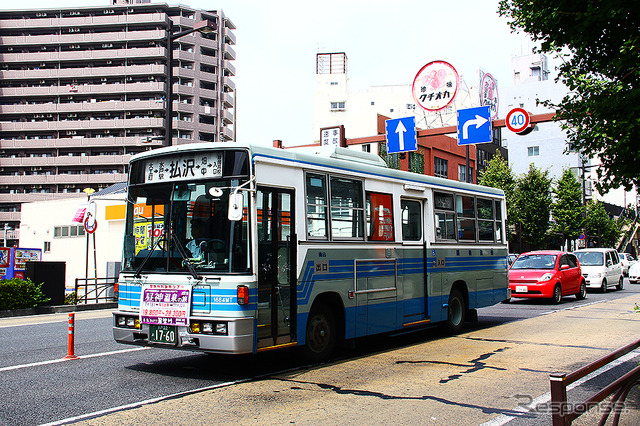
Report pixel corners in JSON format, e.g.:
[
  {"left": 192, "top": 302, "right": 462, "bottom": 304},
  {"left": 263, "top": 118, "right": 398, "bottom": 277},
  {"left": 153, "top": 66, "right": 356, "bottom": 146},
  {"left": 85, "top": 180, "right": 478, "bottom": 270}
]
[{"left": 574, "top": 248, "right": 624, "bottom": 292}]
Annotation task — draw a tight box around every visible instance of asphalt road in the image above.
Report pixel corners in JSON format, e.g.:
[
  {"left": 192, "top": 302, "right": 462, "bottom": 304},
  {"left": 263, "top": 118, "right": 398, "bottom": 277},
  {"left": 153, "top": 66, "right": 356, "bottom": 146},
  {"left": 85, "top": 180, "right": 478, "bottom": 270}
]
[{"left": 1, "top": 282, "right": 639, "bottom": 425}]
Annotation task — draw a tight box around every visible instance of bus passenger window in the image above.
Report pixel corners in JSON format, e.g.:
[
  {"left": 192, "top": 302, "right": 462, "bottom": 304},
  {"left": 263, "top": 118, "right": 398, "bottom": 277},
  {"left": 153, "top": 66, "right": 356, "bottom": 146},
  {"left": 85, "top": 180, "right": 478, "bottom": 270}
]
[
  {"left": 401, "top": 200, "right": 421, "bottom": 241},
  {"left": 477, "top": 198, "right": 494, "bottom": 241},
  {"left": 366, "top": 192, "right": 394, "bottom": 241},
  {"left": 330, "top": 177, "right": 364, "bottom": 240},
  {"left": 306, "top": 173, "right": 328, "bottom": 238},
  {"left": 456, "top": 195, "right": 476, "bottom": 241}
]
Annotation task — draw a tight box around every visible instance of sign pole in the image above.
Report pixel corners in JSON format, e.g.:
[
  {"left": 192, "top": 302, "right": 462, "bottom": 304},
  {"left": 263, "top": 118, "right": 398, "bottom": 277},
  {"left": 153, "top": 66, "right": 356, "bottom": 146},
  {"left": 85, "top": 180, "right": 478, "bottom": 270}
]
[{"left": 466, "top": 146, "right": 470, "bottom": 183}]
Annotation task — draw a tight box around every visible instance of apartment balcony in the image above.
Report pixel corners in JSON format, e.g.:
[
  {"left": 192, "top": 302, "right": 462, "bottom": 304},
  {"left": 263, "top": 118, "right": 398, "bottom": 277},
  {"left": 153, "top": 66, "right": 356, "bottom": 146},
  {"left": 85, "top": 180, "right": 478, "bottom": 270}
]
[
  {"left": 0, "top": 64, "right": 166, "bottom": 81},
  {"left": 222, "top": 92, "right": 234, "bottom": 108},
  {"left": 0, "top": 154, "right": 130, "bottom": 167},
  {"left": 0, "top": 99, "right": 165, "bottom": 116},
  {"left": 0, "top": 12, "right": 169, "bottom": 30},
  {"left": 0, "top": 81, "right": 164, "bottom": 98},
  {"left": 0, "top": 117, "right": 163, "bottom": 132},
  {"left": 223, "top": 60, "right": 236, "bottom": 77},
  {"left": 222, "top": 76, "right": 235, "bottom": 91},
  {"left": 0, "top": 227, "right": 19, "bottom": 241},
  {"left": 0, "top": 192, "right": 86, "bottom": 203},
  {"left": 0, "top": 136, "right": 156, "bottom": 149},
  {"left": 173, "top": 50, "right": 196, "bottom": 62},
  {"left": 0, "top": 211, "right": 21, "bottom": 222},
  {"left": 221, "top": 126, "right": 234, "bottom": 141},
  {"left": 221, "top": 109, "right": 234, "bottom": 125},
  {"left": 1, "top": 172, "right": 127, "bottom": 186},
  {"left": 223, "top": 44, "right": 236, "bottom": 61},
  {"left": 173, "top": 84, "right": 196, "bottom": 97},
  {"left": 0, "top": 29, "right": 166, "bottom": 47},
  {"left": 0, "top": 46, "right": 166, "bottom": 64},
  {"left": 223, "top": 27, "right": 236, "bottom": 45}
]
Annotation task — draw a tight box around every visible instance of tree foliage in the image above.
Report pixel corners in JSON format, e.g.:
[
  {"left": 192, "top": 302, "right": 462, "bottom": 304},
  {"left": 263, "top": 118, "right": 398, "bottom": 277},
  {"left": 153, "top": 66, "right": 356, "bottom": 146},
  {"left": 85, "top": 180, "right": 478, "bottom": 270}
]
[
  {"left": 551, "top": 168, "right": 585, "bottom": 246},
  {"left": 584, "top": 201, "right": 624, "bottom": 248},
  {"left": 498, "top": 0, "right": 640, "bottom": 192},
  {"left": 514, "top": 164, "right": 553, "bottom": 249}
]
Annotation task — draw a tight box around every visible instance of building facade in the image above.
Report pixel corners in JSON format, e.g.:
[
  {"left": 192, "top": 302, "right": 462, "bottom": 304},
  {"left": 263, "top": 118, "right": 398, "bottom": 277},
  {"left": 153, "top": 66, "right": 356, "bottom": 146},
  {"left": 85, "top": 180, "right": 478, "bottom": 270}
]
[
  {"left": 0, "top": 0, "right": 236, "bottom": 244},
  {"left": 311, "top": 52, "right": 505, "bottom": 183}
]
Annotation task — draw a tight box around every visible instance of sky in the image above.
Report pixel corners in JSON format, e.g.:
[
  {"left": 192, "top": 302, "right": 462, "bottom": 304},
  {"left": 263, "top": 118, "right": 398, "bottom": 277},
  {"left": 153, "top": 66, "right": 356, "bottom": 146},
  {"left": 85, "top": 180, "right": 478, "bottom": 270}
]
[{"left": 2, "top": 0, "right": 542, "bottom": 146}]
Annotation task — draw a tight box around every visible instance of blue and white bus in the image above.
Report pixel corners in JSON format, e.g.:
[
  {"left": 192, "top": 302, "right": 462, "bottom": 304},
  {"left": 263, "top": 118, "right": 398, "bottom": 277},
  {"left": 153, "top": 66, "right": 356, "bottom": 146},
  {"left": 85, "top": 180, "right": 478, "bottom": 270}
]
[{"left": 113, "top": 142, "right": 509, "bottom": 361}]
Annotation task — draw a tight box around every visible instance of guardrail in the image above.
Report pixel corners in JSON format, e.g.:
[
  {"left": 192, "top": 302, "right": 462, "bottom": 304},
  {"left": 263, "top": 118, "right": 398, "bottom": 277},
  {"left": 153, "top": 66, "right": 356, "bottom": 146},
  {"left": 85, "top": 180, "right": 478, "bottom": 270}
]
[
  {"left": 550, "top": 338, "right": 640, "bottom": 425},
  {"left": 74, "top": 277, "right": 117, "bottom": 304}
]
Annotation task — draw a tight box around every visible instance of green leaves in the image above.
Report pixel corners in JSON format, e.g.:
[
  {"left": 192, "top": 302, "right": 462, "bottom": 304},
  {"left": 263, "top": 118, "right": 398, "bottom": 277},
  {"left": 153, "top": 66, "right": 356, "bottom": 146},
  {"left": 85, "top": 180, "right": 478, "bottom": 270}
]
[
  {"left": 551, "top": 169, "right": 585, "bottom": 244},
  {"left": 0, "top": 278, "right": 50, "bottom": 310},
  {"left": 499, "top": 0, "right": 640, "bottom": 192}
]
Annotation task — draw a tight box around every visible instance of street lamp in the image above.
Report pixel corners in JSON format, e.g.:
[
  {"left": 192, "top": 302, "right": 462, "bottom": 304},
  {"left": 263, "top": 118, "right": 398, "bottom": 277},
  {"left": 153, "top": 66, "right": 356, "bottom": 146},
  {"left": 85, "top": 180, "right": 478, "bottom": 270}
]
[{"left": 165, "top": 19, "right": 217, "bottom": 146}]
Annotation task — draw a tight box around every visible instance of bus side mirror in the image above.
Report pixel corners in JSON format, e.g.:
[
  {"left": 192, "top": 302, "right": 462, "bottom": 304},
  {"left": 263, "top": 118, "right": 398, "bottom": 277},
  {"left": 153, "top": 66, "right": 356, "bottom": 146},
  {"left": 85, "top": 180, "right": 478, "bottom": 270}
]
[{"left": 228, "top": 193, "right": 243, "bottom": 221}]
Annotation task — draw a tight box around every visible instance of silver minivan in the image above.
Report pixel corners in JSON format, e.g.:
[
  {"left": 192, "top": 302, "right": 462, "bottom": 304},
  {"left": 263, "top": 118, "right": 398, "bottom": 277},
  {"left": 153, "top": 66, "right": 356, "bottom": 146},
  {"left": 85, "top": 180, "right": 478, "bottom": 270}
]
[{"left": 574, "top": 248, "right": 624, "bottom": 291}]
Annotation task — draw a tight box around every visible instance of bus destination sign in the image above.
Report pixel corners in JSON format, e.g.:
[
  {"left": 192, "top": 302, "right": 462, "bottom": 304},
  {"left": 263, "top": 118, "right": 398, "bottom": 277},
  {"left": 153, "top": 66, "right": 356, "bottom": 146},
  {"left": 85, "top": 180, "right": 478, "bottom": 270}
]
[{"left": 144, "top": 152, "right": 223, "bottom": 183}]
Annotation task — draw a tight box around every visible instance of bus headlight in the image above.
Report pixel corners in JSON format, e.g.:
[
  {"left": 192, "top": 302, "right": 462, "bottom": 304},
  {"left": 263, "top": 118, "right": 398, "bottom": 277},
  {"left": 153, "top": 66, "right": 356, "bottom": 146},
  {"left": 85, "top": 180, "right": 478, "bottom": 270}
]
[{"left": 215, "top": 323, "right": 227, "bottom": 334}]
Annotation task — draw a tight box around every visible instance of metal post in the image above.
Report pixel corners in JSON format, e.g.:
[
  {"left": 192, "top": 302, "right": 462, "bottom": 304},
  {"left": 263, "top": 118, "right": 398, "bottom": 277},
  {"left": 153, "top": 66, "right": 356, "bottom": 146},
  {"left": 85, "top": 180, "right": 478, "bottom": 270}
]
[
  {"left": 165, "top": 23, "right": 173, "bottom": 146},
  {"left": 550, "top": 373, "right": 568, "bottom": 426},
  {"left": 466, "top": 145, "right": 471, "bottom": 183},
  {"left": 63, "top": 313, "right": 79, "bottom": 360}
]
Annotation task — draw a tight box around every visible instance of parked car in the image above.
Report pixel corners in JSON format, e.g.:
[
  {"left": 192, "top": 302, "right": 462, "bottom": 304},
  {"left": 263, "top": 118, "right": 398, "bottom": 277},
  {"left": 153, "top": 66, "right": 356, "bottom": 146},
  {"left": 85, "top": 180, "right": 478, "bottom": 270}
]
[
  {"left": 618, "top": 253, "right": 636, "bottom": 276},
  {"left": 574, "top": 248, "right": 624, "bottom": 292},
  {"left": 508, "top": 251, "right": 586, "bottom": 304},
  {"left": 629, "top": 262, "right": 640, "bottom": 284}
]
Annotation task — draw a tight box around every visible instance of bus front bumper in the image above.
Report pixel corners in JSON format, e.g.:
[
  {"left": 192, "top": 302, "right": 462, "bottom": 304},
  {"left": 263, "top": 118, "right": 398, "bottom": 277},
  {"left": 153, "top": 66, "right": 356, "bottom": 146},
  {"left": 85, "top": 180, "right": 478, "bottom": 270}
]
[{"left": 113, "top": 313, "right": 254, "bottom": 355}]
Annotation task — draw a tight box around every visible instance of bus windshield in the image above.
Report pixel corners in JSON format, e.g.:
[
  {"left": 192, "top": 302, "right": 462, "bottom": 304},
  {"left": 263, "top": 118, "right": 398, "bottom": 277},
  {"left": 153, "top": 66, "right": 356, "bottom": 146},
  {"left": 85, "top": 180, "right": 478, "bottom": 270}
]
[{"left": 122, "top": 179, "right": 250, "bottom": 274}]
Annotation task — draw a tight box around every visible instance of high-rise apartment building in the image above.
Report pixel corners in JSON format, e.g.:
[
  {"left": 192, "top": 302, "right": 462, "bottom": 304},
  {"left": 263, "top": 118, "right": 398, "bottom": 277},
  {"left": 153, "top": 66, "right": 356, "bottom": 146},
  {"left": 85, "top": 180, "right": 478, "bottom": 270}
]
[{"left": 0, "top": 0, "right": 236, "bottom": 244}]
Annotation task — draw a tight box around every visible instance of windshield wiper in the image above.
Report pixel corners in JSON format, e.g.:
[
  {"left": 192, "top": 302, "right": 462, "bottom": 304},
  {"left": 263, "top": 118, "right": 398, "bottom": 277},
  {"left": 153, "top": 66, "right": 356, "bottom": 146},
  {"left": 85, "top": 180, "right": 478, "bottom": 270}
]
[
  {"left": 134, "top": 237, "right": 166, "bottom": 278},
  {"left": 170, "top": 233, "right": 201, "bottom": 281}
]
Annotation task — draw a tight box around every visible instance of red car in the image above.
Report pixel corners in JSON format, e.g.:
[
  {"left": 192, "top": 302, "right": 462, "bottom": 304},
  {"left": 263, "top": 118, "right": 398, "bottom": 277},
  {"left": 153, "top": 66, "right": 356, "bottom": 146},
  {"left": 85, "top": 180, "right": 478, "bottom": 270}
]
[{"left": 508, "top": 250, "right": 587, "bottom": 303}]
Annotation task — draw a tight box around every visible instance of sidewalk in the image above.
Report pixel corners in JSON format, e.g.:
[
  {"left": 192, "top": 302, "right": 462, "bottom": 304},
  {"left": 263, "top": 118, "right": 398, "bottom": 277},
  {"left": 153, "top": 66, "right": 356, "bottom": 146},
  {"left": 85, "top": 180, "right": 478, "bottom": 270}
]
[
  {"left": 71, "top": 294, "right": 640, "bottom": 425},
  {"left": 0, "top": 302, "right": 116, "bottom": 318}
]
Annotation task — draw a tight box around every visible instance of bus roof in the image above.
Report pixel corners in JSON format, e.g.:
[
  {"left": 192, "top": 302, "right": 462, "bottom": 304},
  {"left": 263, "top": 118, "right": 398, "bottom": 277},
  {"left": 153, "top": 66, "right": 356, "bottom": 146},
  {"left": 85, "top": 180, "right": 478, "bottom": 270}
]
[{"left": 130, "top": 142, "right": 504, "bottom": 197}]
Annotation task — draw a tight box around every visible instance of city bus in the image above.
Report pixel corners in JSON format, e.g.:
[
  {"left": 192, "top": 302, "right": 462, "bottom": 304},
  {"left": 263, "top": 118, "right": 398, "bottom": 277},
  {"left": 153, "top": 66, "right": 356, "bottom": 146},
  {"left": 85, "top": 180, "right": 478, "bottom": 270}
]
[{"left": 113, "top": 142, "right": 509, "bottom": 361}]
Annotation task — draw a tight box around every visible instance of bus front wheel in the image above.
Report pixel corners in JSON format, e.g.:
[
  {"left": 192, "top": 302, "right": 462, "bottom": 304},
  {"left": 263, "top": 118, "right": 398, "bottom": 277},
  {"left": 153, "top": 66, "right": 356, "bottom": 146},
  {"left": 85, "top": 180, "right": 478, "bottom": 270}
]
[
  {"left": 446, "top": 288, "right": 466, "bottom": 334},
  {"left": 303, "top": 303, "right": 336, "bottom": 362}
]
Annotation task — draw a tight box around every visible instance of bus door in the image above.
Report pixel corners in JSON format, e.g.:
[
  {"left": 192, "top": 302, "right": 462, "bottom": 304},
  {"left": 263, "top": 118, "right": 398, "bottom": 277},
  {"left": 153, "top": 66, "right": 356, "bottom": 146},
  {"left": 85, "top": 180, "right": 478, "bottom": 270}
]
[{"left": 256, "top": 187, "right": 296, "bottom": 348}]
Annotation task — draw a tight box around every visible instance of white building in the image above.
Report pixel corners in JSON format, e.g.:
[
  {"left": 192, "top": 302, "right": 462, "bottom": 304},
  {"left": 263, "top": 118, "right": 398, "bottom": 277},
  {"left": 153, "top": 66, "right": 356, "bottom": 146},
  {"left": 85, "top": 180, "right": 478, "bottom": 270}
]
[
  {"left": 311, "top": 52, "right": 480, "bottom": 142},
  {"left": 19, "top": 184, "right": 126, "bottom": 290}
]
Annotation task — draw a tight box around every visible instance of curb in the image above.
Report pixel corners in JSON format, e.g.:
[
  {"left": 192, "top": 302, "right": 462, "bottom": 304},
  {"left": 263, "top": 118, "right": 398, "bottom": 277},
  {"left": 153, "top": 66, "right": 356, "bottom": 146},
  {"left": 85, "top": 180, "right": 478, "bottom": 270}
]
[{"left": 0, "top": 302, "right": 117, "bottom": 318}]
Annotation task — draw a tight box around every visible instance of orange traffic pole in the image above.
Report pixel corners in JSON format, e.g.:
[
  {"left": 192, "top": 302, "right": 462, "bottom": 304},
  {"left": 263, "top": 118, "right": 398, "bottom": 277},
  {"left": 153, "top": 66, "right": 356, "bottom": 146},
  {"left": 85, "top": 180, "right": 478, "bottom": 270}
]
[{"left": 63, "top": 312, "right": 79, "bottom": 360}]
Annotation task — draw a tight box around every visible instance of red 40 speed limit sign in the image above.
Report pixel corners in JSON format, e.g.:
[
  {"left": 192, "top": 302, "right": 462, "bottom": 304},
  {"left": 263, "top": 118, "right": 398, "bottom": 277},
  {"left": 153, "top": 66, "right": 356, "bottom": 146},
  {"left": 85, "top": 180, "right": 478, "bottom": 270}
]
[{"left": 505, "top": 107, "right": 533, "bottom": 134}]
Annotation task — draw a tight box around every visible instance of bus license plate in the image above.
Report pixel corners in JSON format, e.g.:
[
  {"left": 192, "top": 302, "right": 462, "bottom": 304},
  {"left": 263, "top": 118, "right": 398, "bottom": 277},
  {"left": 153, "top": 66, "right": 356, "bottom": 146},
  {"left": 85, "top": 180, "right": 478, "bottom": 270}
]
[{"left": 149, "top": 324, "right": 177, "bottom": 345}]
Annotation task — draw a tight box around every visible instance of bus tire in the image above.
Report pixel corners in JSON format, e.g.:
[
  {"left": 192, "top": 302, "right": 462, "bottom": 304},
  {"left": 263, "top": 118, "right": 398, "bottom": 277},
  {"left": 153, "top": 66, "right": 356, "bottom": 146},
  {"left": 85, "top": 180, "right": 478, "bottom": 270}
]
[
  {"left": 446, "top": 288, "right": 466, "bottom": 334},
  {"left": 303, "top": 303, "right": 336, "bottom": 362}
]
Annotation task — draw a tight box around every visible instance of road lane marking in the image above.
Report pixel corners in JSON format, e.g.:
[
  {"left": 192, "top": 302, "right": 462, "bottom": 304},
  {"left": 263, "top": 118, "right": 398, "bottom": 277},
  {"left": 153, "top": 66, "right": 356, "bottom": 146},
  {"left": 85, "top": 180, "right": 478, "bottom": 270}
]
[
  {"left": 480, "top": 349, "right": 640, "bottom": 425},
  {"left": 0, "top": 347, "right": 148, "bottom": 372},
  {"left": 40, "top": 378, "right": 253, "bottom": 426}
]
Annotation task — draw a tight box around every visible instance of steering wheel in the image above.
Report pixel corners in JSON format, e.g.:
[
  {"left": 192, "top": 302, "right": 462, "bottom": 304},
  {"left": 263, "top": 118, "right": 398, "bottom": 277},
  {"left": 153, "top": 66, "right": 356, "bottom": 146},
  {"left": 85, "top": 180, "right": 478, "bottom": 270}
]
[{"left": 200, "top": 239, "right": 225, "bottom": 252}]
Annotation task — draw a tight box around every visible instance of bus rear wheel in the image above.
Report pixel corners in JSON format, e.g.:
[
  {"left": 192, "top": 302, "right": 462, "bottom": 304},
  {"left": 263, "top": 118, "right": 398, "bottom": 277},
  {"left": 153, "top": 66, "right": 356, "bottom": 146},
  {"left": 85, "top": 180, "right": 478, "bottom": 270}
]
[
  {"left": 446, "top": 288, "right": 466, "bottom": 334},
  {"left": 303, "top": 303, "right": 336, "bottom": 362}
]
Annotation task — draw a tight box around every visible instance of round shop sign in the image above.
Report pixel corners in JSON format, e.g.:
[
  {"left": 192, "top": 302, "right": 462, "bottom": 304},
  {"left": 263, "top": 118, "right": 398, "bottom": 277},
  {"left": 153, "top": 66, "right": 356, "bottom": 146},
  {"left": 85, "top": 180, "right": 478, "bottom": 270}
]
[
  {"left": 412, "top": 60, "right": 459, "bottom": 112},
  {"left": 505, "top": 107, "right": 532, "bottom": 134},
  {"left": 480, "top": 72, "right": 499, "bottom": 119},
  {"left": 84, "top": 215, "right": 98, "bottom": 234}
]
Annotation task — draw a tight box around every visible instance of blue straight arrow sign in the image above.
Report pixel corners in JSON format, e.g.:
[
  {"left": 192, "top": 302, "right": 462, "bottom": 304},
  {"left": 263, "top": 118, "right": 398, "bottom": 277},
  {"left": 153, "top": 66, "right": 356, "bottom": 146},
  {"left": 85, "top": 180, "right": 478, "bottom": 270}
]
[{"left": 386, "top": 117, "right": 417, "bottom": 154}]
